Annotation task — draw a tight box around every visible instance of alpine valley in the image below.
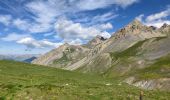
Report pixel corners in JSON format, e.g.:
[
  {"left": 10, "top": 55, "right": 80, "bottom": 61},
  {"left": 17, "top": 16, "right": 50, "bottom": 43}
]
[
  {"left": 32, "top": 19, "right": 170, "bottom": 91},
  {"left": 1, "top": 19, "right": 170, "bottom": 100}
]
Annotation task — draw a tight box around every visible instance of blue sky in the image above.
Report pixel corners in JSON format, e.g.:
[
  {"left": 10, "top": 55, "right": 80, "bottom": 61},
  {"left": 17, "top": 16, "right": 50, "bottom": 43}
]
[{"left": 0, "top": 0, "right": 170, "bottom": 55}]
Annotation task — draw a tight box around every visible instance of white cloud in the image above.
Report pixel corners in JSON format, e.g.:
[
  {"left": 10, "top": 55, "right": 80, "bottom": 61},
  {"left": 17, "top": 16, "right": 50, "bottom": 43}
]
[
  {"left": 65, "top": 38, "right": 83, "bottom": 45},
  {"left": 76, "top": 0, "right": 139, "bottom": 10},
  {"left": 44, "top": 32, "right": 55, "bottom": 37},
  {"left": 74, "top": 12, "right": 118, "bottom": 25},
  {"left": 12, "top": 18, "right": 52, "bottom": 33},
  {"left": 0, "top": 15, "right": 12, "bottom": 26},
  {"left": 100, "top": 31, "right": 112, "bottom": 38},
  {"left": 17, "top": 37, "right": 62, "bottom": 48},
  {"left": 145, "top": 20, "right": 170, "bottom": 28},
  {"left": 1, "top": 0, "right": 136, "bottom": 34},
  {"left": 1, "top": 33, "right": 30, "bottom": 41},
  {"left": 41, "top": 40, "right": 63, "bottom": 48},
  {"left": 96, "top": 23, "right": 113, "bottom": 30},
  {"left": 113, "top": 0, "right": 139, "bottom": 8},
  {"left": 26, "top": 0, "right": 59, "bottom": 24},
  {"left": 92, "top": 12, "right": 118, "bottom": 23},
  {"left": 55, "top": 18, "right": 111, "bottom": 43},
  {"left": 136, "top": 14, "right": 144, "bottom": 22},
  {"left": 29, "top": 23, "right": 53, "bottom": 33},
  {"left": 13, "top": 18, "right": 31, "bottom": 31},
  {"left": 24, "top": 0, "right": 67, "bottom": 33},
  {"left": 146, "top": 9, "right": 170, "bottom": 22},
  {"left": 20, "top": 0, "right": 137, "bottom": 33},
  {"left": 136, "top": 7, "right": 170, "bottom": 28}
]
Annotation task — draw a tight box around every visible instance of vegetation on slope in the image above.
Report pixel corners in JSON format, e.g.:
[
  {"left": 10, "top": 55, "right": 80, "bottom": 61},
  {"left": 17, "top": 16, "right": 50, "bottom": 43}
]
[
  {"left": 105, "top": 39, "right": 148, "bottom": 78},
  {"left": 111, "top": 37, "right": 167, "bottom": 59},
  {"left": 110, "top": 39, "right": 147, "bottom": 59},
  {"left": 134, "top": 54, "right": 170, "bottom": 80},
  {"left": 53, "top": 52, "right": 71, "bottom": 65},
  {"left": 106, "top": 37, "right": 170, "bottom": 79},
  {"left": 0, "top": 60, "right": 170, "bottom": 99}
]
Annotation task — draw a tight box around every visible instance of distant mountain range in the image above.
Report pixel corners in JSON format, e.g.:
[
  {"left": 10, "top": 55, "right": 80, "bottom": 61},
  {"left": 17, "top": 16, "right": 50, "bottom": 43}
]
[
  {"left": 32, "top": 19, "right": 170, "bottom": 91},
  {"left": 0, "top": 54, "right": 39, "bottom": 63}
]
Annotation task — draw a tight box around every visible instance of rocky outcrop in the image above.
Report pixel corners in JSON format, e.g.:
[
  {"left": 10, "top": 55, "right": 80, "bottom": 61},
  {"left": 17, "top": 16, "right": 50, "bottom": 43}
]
[
  {"left": 125, "top": 77, "right": 170, "bottom": 91},
  {"left": 85, "top": 35, "right": 107, "bottom": 48},
  {"left": 159, "top": 23, "right": 170, "bottom": 35},
  {"left": 32, "top": 43, "right": 90, "bottom": 68}
]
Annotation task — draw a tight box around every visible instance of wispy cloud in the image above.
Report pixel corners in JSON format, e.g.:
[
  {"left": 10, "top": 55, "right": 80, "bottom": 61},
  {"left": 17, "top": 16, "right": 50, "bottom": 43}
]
[
  {"left": 55, "top": 18, "right": 111, "bottom": 43},
  {"left": 136, "top": 6, "right": 170, "bottom": 28},
  {"left": 92, "top": 12, "right": 118, "bottom": 23},
  {"left": 75, "top": 0, "right": 139, "bottom": 10},
  {"left": 0, "top": 15, "right": 12, "bottom": 26},
  {"left": 146, "top": 8, "right": 170, "bottom": 22},
  {"left": 73, "top": 12, "right": 118, "bottom": 26},
  {"left": 94, "top": 23, "right": 113, "bottom": 30},
  {"left": 17, "top": 37, "right": 63, "bottom": 48},
  {"left": 1, "top": 33, "right": 30, "bottom": 41},
  {"left": 22, "top": 0, "right": 137, "bottom": 33},
  {"left": 0, "top": 0, "right": 140, "bottom": 53},
  {"left": 0, "top": 0, "right": 137, "bottom": 34}
]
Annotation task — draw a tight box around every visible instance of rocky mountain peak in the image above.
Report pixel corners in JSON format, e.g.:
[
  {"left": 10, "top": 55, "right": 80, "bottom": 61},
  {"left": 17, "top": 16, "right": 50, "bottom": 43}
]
[
  {"left": 95, "top": 35, "right": 107, "bottom": 41},
  {"left": 86, "top": 35, "right": 107, "bottom": 48},
  {"left": 113, "top": 19, "right": 165, "bottom": 39},
  {"left": 149, "top": 26, "right": 157, "bottom": 30},
  {"left": 129, "top": 19, "right": 143, "bottom": 26},
  {"left": 114, "top": 19, "right": 145, "bottom": 39},
  {"left": 63, "top": 43, "right": 70, "bottom": 46},
  {"left": 159, "top": 23, "right": 170, "bottom": 34},
  {"left": 125, "top": 19, "right": 144, "bottom": 30},
  {"left": 161, "top": 23, "right": 169, "bottom": 28}
]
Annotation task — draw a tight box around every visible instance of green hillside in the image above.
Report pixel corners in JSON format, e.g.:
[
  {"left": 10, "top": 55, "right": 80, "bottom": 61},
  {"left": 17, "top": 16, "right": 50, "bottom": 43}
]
[
  {"left": 0, "top": 60, "right": 169, "bottom": 100},
  {"left": 134, "top": 54, "right": 170, "bottom": 80}
]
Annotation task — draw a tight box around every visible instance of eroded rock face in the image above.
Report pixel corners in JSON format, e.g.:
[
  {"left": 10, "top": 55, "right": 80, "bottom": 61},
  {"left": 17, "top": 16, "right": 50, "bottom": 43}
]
[
  {"left": 85, "top": 35, "right": 107, "bottom": 48},
  {"left": 32, "top": 43, "right": 90, "bottom": 68},
  {"left": 114, "top": 19, "right": 163, "bottom": 39},
  {"left": 159, "top": 23, "right": 170, "bottom": 35},
  {"left": 125, "top": 77, "right": 170, "bottom": 91}
]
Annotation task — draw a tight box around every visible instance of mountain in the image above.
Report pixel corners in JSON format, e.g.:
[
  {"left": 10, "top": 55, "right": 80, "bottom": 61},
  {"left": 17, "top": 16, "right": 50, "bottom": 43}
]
[
  {"left": 85, "top": 35, "right": 107, "bottom": 48},
  {"left": 32, "top": 19, "right": 170, "bottom": 91},
  {"left": 23, "top": 56, "right": 37, "bottom": 63},
  {"left": 159, "top": 23, "right": 170, "bottom": 35},
  {"left": 32, "top": 43, "right": 90, "bottom": 69},
  {"left": 0, "top": 54, "right": 39, "bottom": 62}
]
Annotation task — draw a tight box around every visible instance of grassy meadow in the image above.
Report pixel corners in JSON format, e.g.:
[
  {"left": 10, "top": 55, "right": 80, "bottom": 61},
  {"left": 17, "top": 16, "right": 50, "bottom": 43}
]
[{"left": 0, "top": 60, "right": 169, "bottom": 100}]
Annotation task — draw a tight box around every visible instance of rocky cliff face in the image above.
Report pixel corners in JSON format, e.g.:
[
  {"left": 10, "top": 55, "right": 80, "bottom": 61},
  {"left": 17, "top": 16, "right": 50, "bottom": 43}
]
[
  {"left": 159, "top": 23, "right": 170, "bottom": 35},
  {"left": 32, "top": 19, "right": 170, "bottom": 91},
  {"left": 85, "top": 35, "right": 107, "bottom": 48},
  {"left": 32, "top": 43, "right": 90, "bottom": 68}
]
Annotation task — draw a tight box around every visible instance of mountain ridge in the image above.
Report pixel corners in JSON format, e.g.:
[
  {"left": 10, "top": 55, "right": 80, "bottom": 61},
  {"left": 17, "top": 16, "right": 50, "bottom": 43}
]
[{"left": 32, "top": 19, "right": 170, "bottom": 91}]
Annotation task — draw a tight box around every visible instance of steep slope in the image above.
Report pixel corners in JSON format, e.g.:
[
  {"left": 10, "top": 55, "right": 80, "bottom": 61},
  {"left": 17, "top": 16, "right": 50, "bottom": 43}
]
[
  {"left": 85, "top": 35, "right": 107, "bottom": 48},
  {"left": 33, "top": 19, "right": 170, "bottom": 91},
  {"left": 73, "top": 19, "right": 166, "bottom": 73},
  {"left": 33, "top": 19, "right": 167, "bottom": 73},
  {"left": 102, "top": 19, "right": 165, "bottom": 53},
  {"left": 32, "top": 35, "right": 108, "bottom": 70},
  {"left": 159, "top": 23, "right": 170, "bottom": 35},
  {"left": 102, "top": 24, "right": 170, "bottom": 90},
  {"left": 1, "top": 60, "right": 170, "bottom": 99},
  {"left": 32, "top": 43, "right": 90, "bottom": 68},
  {"left": 105, "top": 36, "right": 170, "bottom": 91}
]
